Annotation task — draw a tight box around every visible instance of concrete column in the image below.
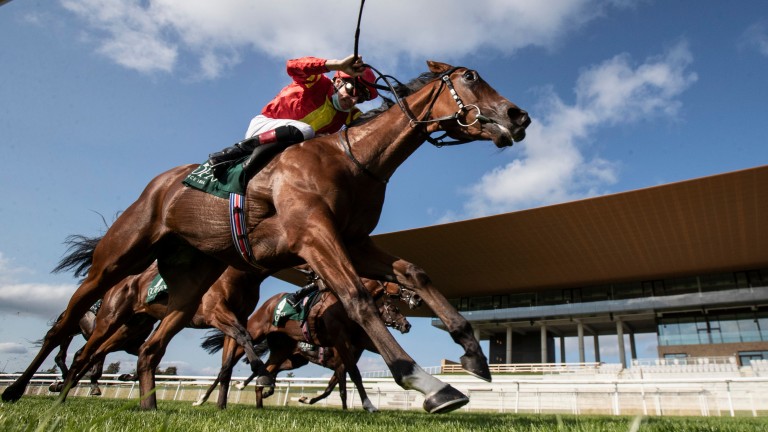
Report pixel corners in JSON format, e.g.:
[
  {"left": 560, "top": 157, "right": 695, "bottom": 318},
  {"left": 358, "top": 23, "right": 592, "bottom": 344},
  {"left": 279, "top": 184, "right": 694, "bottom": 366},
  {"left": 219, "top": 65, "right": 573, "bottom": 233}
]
[
  {"left": 540, "top": 324, "right": 548, "bottom": 363},
  {"left": 559, "top": 336, "right": 566, "bottom": 363},
  {"left": 505, "top": 325, "right": 513, "bottom": 364},
  {"left": 577, "top": 320, "right": 585, "bottom": 363},
  {"left": 594, "top": 334, "right": 601, "bottom": 363},
  {"left": 616, "top": 319, "right": 626, "bottom": 368}
]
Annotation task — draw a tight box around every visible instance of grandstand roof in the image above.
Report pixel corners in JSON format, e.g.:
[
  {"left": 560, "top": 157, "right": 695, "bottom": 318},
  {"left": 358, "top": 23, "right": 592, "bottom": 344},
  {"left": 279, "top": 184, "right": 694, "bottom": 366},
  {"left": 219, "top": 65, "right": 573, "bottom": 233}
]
[{"left": 277, "top": 164, "right": 768, "bottom": 302}]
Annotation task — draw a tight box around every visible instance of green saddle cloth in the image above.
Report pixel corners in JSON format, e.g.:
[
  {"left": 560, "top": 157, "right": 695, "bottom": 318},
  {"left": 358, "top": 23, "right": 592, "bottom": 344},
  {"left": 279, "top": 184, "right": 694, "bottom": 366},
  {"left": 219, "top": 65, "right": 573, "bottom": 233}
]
[
  {"left": 182, "top": 160, "right": 247, "bottom": 199},
  {"left": 146, "top": 273, "right": 169, "bottom": 304}
]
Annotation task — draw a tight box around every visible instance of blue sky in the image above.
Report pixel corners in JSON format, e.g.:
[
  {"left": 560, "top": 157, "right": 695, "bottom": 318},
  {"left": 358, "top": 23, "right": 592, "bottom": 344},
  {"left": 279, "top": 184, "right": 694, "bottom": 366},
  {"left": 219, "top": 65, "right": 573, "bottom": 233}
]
[{"left": 1, "top": 0, "right": 767, "bottom": 378}]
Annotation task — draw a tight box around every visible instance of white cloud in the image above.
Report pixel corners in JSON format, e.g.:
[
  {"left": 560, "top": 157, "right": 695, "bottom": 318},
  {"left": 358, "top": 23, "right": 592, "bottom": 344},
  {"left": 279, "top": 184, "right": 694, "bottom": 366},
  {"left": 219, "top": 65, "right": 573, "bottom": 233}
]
[
  {"left": 0, "top": 342, "right": 28, "bottom": 355},
  {"left": 0, "top": 252, "right": 76, "bottom": 319},
  {"left": 58, "top": 0, "right": 629, "bottom": 79},
  {"left": 740, "top": 21, "right": 768, "bottom": 57},
  {"left": 460, "top": 41, "right": 697, "bottom": 217}
]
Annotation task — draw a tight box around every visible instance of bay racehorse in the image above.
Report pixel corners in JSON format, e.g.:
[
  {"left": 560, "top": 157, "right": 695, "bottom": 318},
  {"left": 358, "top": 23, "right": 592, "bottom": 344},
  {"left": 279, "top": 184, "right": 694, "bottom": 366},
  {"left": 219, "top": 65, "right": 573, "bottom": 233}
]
[
  {"left": 194, "top": 280, "right": 413, "bottom": 411},
  {"left": 44, "top": 235, "right": 266, "bottom": 400},
  {"left": 4, "top": 61, "right": 529, "bottom": 413}
]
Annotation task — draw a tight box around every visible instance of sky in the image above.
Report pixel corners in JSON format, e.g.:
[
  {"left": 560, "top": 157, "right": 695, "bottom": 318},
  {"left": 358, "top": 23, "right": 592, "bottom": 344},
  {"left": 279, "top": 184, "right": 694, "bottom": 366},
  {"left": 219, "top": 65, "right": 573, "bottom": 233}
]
[{"left": 1, "top": 0, "right": 767, "bottom": 379}]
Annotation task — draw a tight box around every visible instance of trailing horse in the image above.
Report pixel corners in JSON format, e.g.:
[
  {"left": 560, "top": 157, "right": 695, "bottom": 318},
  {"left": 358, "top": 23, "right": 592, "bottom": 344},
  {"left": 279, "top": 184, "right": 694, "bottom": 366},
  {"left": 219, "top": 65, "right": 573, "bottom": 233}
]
[
  {"left": 42, "top": 235, "right": 265, "bottom": 403},
  {"left": 4, "top": 61, "right": 529, "bottom": 413},
  {"left": 194, "top": 282, "right": 412, "bottom": 411}
]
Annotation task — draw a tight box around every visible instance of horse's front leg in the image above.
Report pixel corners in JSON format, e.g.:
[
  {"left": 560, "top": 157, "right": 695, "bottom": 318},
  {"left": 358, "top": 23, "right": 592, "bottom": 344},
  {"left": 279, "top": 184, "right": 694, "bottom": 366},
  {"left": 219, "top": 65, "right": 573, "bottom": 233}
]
[
  {"left": 295, "top": 236, "right": 468, "bottom": 412},
  {"left": 352, "top": 242, "right": 491, "bottom": 382},
  {"left": 397, "top": 261, "right": 490, "bottom": 381}
]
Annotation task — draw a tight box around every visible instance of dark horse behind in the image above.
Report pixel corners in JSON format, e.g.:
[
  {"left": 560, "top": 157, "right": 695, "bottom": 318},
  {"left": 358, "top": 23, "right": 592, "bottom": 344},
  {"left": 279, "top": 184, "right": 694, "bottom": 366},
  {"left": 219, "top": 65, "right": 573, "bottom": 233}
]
[{"left": 4, "top": 60, "right": 529, "bottom": 413}]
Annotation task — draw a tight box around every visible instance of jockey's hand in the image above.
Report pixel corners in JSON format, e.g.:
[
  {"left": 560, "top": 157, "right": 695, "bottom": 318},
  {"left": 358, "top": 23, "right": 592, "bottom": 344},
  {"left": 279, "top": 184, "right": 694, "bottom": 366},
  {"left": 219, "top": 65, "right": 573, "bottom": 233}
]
[{"left": 327, "top": 54, "right": 365, "bottom": 77}]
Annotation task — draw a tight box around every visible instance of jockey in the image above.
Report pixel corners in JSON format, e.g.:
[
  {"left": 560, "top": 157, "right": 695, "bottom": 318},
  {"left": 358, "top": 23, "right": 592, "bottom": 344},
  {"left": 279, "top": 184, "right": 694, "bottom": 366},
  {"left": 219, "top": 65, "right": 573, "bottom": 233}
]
[{"left": 208, "top": 54, "right": 379, "bottom": 176}]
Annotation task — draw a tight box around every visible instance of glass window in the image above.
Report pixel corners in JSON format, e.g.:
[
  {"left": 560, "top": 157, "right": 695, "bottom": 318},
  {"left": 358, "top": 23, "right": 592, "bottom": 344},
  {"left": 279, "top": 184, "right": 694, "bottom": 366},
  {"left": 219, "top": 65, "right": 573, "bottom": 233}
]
[
  {"left": 658, "top": 318, "right": 681, "bottom": 346},
  {"left": 738, "top": 351, "right": 768, "bottom": 366},
  {"left": 677, "top": 316, "right": 700, "bottom": 345},
  {"left": 699, "top": 273, "right": 736, "bottom": 293},
  {"left": 718, "top": 314, "right": 742, "bottom": 343},
  {"left": 758, "top": 311, "right": 768, "bottom": 341},
  {"left": 508, "top": 293, "right": 532, "bottom": 308},
  {"left": 538, "top": 290, "right": 563, "bottom": 306},
  {"left": 581, "top": 285, "right": 611, "bottom": 302},
  {"left": 613, "top": 281, "right": 643, "bottom": 300},
  {"left": 664, "top": 276, "right": 698, "bottom": 295},
  {"left": 737, "top": 313, "right": 761, "bottom": 342},
  {"left": 747, "top": 270, "right": 765, "bottom": 287}
]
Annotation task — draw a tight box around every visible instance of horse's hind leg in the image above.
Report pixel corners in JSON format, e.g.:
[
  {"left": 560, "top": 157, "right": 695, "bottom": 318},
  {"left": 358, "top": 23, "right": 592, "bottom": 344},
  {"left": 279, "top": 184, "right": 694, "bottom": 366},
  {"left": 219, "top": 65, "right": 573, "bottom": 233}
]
[
  {"left": 136, "top": 253, "right": 226, "bottom": 410},
  {"left": 206, "top": 269, "right": 266, "bottom": 378},
  {"left": 2, "top": 303, "right": 101, "bottom": 402},
  {"left": 3, "top": 212, "right": 161, "bottom": 402},
  {"left": 213, "top": 336, "right": 246, "bottom": 409},
  {"left": 88, "top": 360, "right": 104, "bottom": 396},
  {"left": 300, "top": 372, "right": 339, "bottom": 405}
]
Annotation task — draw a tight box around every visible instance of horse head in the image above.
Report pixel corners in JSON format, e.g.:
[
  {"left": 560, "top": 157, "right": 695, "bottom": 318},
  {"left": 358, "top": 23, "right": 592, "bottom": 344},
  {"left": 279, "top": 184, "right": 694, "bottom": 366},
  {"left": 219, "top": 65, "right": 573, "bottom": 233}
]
[
  {"left": 379, "top": 299, "right": 411, "bottom": 334},
  {"left": 419, "top": 61, "right": 530, "bottom": 148}
]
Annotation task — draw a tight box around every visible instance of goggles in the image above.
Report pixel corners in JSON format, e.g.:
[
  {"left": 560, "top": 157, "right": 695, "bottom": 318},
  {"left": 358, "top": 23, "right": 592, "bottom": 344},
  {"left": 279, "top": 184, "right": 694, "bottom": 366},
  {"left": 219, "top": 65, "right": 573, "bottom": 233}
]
[{"left": 342, "top": 79, "right": 372, "bottom": 102}]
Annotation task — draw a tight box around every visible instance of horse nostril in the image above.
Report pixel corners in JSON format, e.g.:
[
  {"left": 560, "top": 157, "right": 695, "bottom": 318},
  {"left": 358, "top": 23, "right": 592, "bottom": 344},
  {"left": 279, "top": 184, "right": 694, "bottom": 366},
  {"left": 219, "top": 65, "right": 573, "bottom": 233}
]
[
  {"left": 518, "top": 111, "right": 531, "bottom": 127},
  {"left": 507, "top": 107, "right": 528, "bottom": 126}
]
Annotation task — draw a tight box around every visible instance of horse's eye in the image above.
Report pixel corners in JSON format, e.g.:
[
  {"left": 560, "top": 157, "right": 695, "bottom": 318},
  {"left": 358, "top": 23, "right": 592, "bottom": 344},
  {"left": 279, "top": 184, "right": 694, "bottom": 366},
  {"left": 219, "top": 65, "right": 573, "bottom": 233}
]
[{"left": 463, "top": 70, "right": 477, "bottom": 81}]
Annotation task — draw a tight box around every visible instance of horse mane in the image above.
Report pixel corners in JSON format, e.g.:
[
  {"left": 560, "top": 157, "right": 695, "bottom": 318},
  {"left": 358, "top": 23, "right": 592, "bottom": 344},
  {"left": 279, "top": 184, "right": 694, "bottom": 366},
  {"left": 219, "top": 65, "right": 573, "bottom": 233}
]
[{"left": 351, "top": 71, "right": 441, "bottom": 126}]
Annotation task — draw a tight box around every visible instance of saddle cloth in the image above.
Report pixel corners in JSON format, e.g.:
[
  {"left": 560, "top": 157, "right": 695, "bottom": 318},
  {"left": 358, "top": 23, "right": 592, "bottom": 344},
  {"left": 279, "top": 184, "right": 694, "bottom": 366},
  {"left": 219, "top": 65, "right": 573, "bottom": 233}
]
[{"left": 182, "top": 160, "right": 247, "bottom": 199}]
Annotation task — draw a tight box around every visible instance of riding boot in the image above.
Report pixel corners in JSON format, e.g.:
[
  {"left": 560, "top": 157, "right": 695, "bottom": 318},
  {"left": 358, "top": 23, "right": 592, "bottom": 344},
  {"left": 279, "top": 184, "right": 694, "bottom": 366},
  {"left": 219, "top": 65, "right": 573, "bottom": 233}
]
[
  {"left": 208, "top": 136, "right": 260, "bottom": 167},
  {"left": 285, "top": 281, "right": 319, "bottom": 309},
  {"left": 241, "top": 125, "right": 306, "bottom": 179}
]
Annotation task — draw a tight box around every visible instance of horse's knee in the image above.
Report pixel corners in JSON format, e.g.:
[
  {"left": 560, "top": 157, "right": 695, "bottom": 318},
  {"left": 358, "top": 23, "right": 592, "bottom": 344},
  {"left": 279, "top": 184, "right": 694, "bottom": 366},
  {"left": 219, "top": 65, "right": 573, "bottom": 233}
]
[{"left": 403, "top": 264, "right": 431, "bottom": 287}]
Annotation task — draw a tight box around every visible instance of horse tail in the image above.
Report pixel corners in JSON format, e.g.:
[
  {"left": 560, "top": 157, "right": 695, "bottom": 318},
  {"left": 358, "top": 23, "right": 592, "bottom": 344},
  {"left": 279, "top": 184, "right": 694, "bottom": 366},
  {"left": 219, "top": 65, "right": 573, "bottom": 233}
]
[
  {"left": 200, "top": 329, "right": 226, "bottom": 354},
  {"left": 51, "top": 234, "right": 104, "bottom": 280},
  {"left": 201, "top": 330, "right": 271, "bottom": 361},
  {"left": 253, "top": 339, "right": 270, "bottom": 359}
]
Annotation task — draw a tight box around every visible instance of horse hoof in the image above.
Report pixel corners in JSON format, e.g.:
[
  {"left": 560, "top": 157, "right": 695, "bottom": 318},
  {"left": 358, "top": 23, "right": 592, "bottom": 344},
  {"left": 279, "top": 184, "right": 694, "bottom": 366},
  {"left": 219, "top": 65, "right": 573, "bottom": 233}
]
[
  {"left": 423, "top": 385, "right": 469, "bottom": 414},
  {"left": 192, "top": 399, "right": 204, "bottom": 407},
  {"left": 49, "top": 382, "right": 64, "bottom": 393},
  {"left": 234, "top": 381, "right": 246, "bottom": 390},
  {"left": 117, "top": 374, "right": 133, "bottom": 381},
  {"left": 461, "top": 354, "right": 492, "bottom": 382},
  {"left": 298, "top": 396, "right": 309, "bottom": 404},
  {"left": 2, "top": 384, "right": 24, "bottom": 402},
  {"left": 90, "top": 389, "right": 102, "bottom": 396}
]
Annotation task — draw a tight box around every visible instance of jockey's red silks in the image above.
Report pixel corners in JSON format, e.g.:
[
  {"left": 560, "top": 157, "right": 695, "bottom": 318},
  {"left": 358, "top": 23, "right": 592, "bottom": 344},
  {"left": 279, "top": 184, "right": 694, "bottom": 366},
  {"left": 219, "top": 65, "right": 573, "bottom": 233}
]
[{"left": 261, "top": 57, "right": 361, "bottom": 135}]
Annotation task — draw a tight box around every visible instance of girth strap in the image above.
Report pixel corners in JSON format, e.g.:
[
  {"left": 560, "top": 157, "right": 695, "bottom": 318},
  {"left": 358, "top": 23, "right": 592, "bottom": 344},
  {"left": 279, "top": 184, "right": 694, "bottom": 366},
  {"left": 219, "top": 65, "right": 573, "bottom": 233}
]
[{"left": 229, "top": 193, "right": 260, "bottom": 268}]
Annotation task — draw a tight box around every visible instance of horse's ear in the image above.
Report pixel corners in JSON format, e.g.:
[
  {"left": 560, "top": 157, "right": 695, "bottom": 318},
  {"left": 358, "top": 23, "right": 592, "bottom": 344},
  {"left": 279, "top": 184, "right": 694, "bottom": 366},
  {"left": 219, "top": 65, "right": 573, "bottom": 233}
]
[{"left": 427, "top": 61, "right": 452, "bottom": 74}]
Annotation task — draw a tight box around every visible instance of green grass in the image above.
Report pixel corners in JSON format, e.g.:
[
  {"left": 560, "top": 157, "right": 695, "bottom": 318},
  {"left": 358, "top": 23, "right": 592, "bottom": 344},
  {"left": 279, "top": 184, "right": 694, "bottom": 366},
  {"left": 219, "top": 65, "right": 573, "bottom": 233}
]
[{"left": 0, "top": 396, "right": 765, "bottom": 432}]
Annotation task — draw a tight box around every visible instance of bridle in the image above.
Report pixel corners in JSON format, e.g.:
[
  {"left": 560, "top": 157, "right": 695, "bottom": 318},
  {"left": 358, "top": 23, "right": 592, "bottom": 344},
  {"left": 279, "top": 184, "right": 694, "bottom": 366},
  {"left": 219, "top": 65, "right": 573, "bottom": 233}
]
[
  {"left": 363, "top": 64, "right": 495, "bottom": 147},
  {"left": 338, "top": 66, "right": 497, "bottom": 183},
  {"left": 379, "top": 299, "right": 408, "bottom": 333}
]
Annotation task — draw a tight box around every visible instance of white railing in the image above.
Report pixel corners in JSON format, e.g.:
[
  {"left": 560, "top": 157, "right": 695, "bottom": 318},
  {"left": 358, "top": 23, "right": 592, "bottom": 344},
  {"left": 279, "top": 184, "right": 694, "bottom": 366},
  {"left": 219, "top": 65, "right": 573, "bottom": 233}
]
[{"left": 2, "top": 371, "right": 767, "bottom": 416}]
